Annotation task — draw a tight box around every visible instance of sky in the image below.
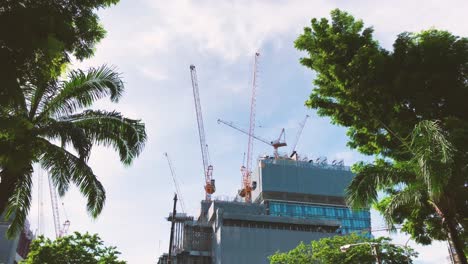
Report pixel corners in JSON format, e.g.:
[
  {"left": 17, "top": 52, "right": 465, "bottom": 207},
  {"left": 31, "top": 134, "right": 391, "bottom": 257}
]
[{"left": 26, "top": 0, "right": 467, "bottom": 263}]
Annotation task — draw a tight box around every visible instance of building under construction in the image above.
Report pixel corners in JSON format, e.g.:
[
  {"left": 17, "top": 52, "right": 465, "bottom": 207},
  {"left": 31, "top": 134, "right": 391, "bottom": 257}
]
[
  {"left": 157, "top": 155, "right": 371, "bottom": 264},
  {"left": 159, "top": 59, "right": 370, "bottom": 263}
]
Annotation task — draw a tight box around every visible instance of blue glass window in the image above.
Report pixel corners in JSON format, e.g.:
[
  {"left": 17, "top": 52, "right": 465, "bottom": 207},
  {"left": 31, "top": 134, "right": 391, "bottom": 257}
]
[{"left": 269, "top": 202, "right": 370, "bottom": 235}]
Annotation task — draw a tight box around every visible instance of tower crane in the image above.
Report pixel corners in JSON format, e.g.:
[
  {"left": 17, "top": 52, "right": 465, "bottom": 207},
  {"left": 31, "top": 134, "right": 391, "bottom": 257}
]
[
  {"left": 290, "top": 115, "right": 309, "bottom": 156},
  {"left": 47, "top": 174, "right": 70, "bottom": 238},
  {"left": 190, "top": 65, "right": 215, "bottom": 201},
  {"left": 217, "top": 119, "right": 287, "bottom": 158},
  {"left": 238, "top": 52, "right": 262, "bottom": 203},
  {"left": 164, "top": 152, "right": 186, "bottom": 213}
]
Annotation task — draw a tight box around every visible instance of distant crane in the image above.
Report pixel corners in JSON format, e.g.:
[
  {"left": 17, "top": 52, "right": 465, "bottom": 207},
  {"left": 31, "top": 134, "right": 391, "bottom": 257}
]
[
  {"left": 168, "top": 193, "right": 177, "bottom": 264},
  {"left": 37, "top": 167, "right": 44, "bottom": 235},
  {"left": 164, "top": 152, "right": 186, "bottom": 213},
  {"left": 190, "top": 65, "right": 215, "bottom": 201},
  {"left": 290, "top": 115, "right": 309, "bottom": 156},
  {"left": 239, "top": 52, "right": 261, "bottom": 203},
  {"left": 47, "top": 173, "right": 70, "bottom": 238},
  {"left": 217, "top": 119, "right": 287, "bottom": 158}
]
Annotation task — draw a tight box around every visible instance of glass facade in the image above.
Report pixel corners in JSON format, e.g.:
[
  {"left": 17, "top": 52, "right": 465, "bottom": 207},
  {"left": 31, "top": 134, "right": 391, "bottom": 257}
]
[{"left": 268, "top": 202, "right": 370, "bottom": 235}]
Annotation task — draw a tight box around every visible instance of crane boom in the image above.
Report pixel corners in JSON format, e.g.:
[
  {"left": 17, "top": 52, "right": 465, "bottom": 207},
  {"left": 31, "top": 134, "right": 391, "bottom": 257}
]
[
  {"left": 291, "top": 115, "right": 309, "bottom": 154},
  {"left": 190, "top": 65, "right": 215, "bottom": 201},
  {"left": 164, "top": 152, "right": 186, "bottom": 213},
  {"left": 218, "top": 118, "right": 287, "bottom": 158},
  {"left": 217, "top": 119, "right": 271, "bottom": 145}
]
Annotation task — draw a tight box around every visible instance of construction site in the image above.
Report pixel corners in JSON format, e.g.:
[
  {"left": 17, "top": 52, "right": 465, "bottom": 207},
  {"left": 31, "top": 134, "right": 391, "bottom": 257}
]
[{"left": 157, "top": 53, "right": 371, "bottom": 264}]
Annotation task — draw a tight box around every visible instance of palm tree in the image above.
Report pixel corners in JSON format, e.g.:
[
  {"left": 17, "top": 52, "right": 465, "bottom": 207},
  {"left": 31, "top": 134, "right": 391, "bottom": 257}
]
[
  {"left": 346, "top": 120, "right": 467, "bottom": 264},
  {"left": 0, "top": 65, "right": 146, "bottom": 237}
]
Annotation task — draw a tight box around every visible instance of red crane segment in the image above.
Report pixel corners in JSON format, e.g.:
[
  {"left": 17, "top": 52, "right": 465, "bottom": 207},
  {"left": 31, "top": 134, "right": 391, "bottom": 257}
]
[
  {"left": 239, "top": 52, "right": 260, "bottom": 203},
  {"left": 190, "top": 65, "right": 215, "bottom": 201}
]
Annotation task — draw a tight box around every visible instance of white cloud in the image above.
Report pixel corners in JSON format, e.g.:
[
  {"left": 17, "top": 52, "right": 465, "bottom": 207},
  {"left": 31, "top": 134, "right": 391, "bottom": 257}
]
[
  {"left": 142, "top": 0, "right": 334, "bottom": 61},
  {"left": 139, "top": 65, "right": 168, "bottom": 81}
]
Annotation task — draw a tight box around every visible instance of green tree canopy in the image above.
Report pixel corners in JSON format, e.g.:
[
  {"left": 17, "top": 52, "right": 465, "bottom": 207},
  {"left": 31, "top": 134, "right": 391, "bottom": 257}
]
[
  {"left": 21, "top": 232, "right": 126, "bottom": 264},
  {"left": 295, "top": 9, "right": 467, "bottom": 262},
  {"left": 0, "top": 0, "right": 119, "bottom": 108},
  {"left": 0, "top": 65, "right": 147, "bottom": 237},
  {"left": 269, "top": 233, "right": 417, "bottom": 264}
]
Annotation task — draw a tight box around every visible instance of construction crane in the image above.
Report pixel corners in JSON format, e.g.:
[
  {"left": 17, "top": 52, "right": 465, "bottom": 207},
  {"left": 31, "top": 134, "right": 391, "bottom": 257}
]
[
  {"left": 217, "top": 119, "right": 287, "bottom": 158},
  {"left": 290, "top": 115, "right": 309, "bottom": 156},
  {"left": 37, "top": 167, "right": 44, "bottom": 235},
  {"left": 164, "top": 152, "right": 186, "bottom": 213},
  {"left": 190, "top": 65, "right": 215, "bottom": 201},
  {"left": 47, "top": 174, "right": 70, "bottom": 238},
  {"left": 238, "top": 52, "right": 261, "bottom": 203}
]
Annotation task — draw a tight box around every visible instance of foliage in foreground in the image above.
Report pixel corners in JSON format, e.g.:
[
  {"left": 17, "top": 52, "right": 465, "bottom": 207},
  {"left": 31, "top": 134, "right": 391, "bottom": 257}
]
[
  {"left": 0, "top": 0, "right": 147, "bottom": 238},
  {"left": 21, "top": 232, "right": 126, "bottom": 264},
  {"left": 0, "top": 64, "right": 147, "bottom": 238},
  {"left": 295, "top": 9, "right": 467, "bottom": 261},
  {"left": 0, "top": 0, "right": 120, "bottom": 108},
  {"left": 269, "top": 233, "right": 417, "bottom": 264}
]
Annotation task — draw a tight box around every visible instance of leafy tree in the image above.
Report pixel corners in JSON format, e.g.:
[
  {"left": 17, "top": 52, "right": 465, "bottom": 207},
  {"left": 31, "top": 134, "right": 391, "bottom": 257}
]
[
  {"left": 295, "top": 9, "right": 467, "bottom": 262},
  {"left": 0, "top": 0, "right": 119, "bottom": 108},
  {"left": 348, "top": 120, "right": 467, "bottom": 262},
  {"left": 0, "top": 65, "right": 147, "bottom": 237},
  {"left": 21, "top": 232, "right": 126, "bottom": 264},
  {"left": 269, "top": 233, "right": 417, "bottom": 264}
]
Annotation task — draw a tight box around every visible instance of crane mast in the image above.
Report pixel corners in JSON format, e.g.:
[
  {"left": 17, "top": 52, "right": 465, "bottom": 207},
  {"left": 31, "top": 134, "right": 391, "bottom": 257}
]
[
  {"left": 48, "top": 175, "right": 61, "bottom": 238},
  {"left": 190, "top": 65, "right": 215, "bottom": 201},
  {"left": 239, "top": 52, "right": 260, "bottom": 203},
  {"left": 47, "top": 174, "right": 70, "bottom": 238},
  {"left": 37, "top": 167, "right": 44, "bottom": 235}
]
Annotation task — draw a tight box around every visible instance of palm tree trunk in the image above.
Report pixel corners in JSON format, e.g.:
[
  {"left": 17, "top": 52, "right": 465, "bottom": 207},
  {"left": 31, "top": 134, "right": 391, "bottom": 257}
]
[
  {"left": 446, "top": 218, "right": 467, "bottom": 264},
  {"left": 0, "top": 169, "right": 18, "bottom": 216}
]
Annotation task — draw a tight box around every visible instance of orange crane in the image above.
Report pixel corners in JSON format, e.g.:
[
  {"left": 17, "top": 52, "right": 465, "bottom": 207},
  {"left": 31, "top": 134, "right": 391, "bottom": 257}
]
[
  {"left": 239, "top": 52, "right": 261, "bottom": 203},
  {"left": 190, "top": 65, "right": 215, "bottom": 201}
]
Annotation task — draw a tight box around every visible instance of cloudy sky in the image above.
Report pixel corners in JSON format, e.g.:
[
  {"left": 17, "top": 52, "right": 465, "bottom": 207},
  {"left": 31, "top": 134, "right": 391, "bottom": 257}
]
[{"left": 27, "top": 0, "right": 467, "bottom": 263}]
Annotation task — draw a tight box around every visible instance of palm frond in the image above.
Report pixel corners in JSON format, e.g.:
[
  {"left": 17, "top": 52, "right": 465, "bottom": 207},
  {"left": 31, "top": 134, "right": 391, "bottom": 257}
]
[
  {"left": 411, "top": 120, "right": 455, "bottom": 198},
  {"left": 1, "top": 80, "right": 28, "bottom": 115},
  {"left": 382, "top": 184, "right": 424, "bottom": 229},
  {"left": 38, "top": 138, "right": 105, "bottom": 216},
  {"left": 346, "top": 159, "right": 414, "bottom": 208},
  {"left": 36, "top": 119, "right": 92, "bottom": 161},
  {"left": 27, "top": 80, "right": 60, "bottom": 119},
  {"left": 3, "top": 165, "right": 33, "bottom": 238},
  {"left": 62, "top": 110, "right": 147, "bottom": 165},
  {"left": 38, "top": 65, "right": 123, "bottom": 120}
]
